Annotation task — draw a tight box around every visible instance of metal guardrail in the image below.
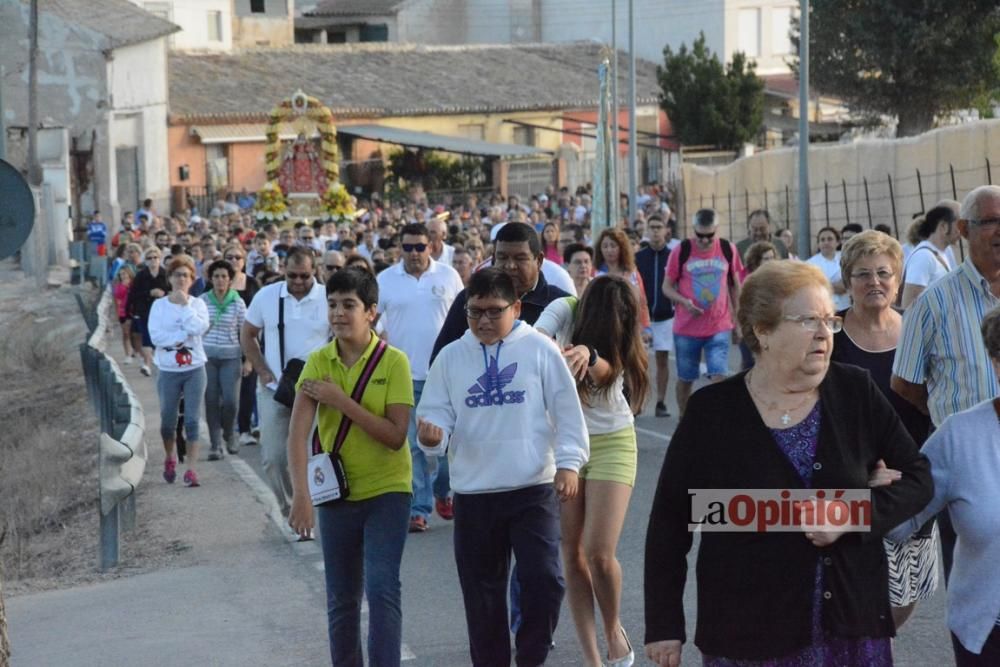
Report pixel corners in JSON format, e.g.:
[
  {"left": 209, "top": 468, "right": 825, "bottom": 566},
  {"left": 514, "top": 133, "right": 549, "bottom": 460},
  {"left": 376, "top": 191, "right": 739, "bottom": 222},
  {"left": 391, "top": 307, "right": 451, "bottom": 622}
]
[{"left": 78, "top": 288, "right": 147, "bottom": 570}]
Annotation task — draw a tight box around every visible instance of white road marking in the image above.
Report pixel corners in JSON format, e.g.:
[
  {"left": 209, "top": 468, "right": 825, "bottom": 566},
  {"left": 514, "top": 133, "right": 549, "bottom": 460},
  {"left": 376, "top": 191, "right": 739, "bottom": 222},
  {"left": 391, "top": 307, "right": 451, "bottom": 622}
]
[{"left": 635, "top": 425, "right": 672, "bottom": 442}]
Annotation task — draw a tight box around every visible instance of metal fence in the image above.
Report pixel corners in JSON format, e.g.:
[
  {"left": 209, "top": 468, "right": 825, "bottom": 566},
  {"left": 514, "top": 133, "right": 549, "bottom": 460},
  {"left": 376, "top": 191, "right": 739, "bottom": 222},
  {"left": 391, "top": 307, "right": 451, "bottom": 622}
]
[{"left": 78, "top": 289, "right": 147, "bottom": 571}]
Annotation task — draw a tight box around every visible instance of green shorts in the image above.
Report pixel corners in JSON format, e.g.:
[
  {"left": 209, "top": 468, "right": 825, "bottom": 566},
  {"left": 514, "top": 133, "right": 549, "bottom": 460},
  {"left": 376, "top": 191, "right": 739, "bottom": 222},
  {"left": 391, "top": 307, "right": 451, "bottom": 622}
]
[{"left": 579, "top": 426, "right": 637, "bottom": 487}]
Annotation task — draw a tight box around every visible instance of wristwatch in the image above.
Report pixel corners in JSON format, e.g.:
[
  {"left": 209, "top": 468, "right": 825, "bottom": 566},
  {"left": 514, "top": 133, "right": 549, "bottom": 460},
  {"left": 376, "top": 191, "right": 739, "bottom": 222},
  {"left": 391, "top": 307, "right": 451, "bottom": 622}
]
[{"left": 587, "top": 346, "right": 599, "bottom": 368}]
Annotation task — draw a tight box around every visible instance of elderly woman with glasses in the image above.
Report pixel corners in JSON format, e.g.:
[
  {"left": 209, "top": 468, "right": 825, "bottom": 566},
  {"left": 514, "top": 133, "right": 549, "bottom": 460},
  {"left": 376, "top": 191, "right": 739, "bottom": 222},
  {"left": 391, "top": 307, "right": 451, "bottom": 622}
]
[
  {"left": 644, "top": 260, "right": 933, "bottom": 667},
  {"left": 831, "top": 230, "right": 936, "bottom": 628}
]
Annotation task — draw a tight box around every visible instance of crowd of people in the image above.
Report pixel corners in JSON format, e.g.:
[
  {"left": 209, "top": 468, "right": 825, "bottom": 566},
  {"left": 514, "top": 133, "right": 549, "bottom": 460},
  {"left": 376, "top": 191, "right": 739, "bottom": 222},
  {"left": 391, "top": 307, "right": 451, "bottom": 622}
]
[{"left": 97, "top": 181, "right": 1000, "bottom": 666}]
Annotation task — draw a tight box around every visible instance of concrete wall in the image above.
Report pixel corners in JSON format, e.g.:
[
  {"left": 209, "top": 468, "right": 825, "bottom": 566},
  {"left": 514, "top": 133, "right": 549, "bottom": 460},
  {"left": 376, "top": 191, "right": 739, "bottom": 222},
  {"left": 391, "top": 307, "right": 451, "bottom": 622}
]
[
  {"left": 396, "top": 0, "right": 463, "bottom": 43},
  {"left": 681, "top": 120, "right": 1000, "bottom": 246},
  {"left": 233, "top": 15, "right": 294, "bottom": 47}
]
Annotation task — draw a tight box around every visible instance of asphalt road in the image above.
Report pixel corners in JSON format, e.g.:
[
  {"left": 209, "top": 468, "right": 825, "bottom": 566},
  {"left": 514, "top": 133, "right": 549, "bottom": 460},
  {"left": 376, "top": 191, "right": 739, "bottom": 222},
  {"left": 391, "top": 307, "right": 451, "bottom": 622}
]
[{"left": 237, "top": 380, "right": 955, "bottom": 666}]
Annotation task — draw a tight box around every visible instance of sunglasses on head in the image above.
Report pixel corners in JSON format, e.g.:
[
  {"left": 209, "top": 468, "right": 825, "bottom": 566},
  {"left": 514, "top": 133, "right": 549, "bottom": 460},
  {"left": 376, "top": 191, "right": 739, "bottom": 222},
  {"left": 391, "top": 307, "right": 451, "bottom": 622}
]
[
  {"left": 695, "top": 231, "right": 715, "bottom": 240},
  {"left": 402, "top": 243, "right": 428, "bottom": 253}
]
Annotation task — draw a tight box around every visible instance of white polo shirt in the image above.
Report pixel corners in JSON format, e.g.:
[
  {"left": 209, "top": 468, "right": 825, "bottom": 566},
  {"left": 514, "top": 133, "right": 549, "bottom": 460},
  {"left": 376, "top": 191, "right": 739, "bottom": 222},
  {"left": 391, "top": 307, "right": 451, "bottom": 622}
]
[
  {"left": 245, "top": 280, "right": 330, "bottom": 383},
  {"left": 377, "top": 258, "right": 463, "bottom": 381}
]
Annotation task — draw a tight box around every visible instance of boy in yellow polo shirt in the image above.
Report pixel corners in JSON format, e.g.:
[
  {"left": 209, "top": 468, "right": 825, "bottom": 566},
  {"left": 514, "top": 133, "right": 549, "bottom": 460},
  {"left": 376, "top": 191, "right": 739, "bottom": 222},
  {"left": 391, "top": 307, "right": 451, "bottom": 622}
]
[{"left": 287, "top": 267, "right": 413, "bottom": 667}]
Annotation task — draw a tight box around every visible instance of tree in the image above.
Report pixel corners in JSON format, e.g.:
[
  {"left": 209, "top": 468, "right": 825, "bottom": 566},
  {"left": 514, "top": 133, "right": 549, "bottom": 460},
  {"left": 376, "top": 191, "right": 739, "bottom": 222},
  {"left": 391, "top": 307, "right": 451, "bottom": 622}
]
[
  {"left": 795, "top": 1, "right": 1000, "bottom": 137},
  {"left": 657, "top": 33, "right": 765, "bottom": 149}
]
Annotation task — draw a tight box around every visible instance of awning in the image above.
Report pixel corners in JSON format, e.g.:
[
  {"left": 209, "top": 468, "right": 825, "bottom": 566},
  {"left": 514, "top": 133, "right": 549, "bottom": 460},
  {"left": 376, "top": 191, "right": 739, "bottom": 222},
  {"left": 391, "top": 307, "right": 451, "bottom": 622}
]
[
  {"left": 337, "top": 124, "right": 552, "bottom": 158},
  {"left": 191, "top": 123, "right": 312, "bottom": 144},
  {"left": 190, "top": 122, "right": 552, "bottom": 158}
]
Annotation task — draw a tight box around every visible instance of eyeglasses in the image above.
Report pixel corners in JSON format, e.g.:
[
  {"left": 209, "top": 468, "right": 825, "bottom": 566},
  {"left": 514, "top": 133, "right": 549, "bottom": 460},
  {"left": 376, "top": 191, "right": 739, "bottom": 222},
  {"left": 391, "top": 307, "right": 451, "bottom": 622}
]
[
  {"left": 286, "top": 271, "right": 313, "bottom": 281},
  {"left": 402, "top": 243, "right": 428, "bottom": 253},
  {"left": 465, "top": 303, "right": 514, "bottom": 320},
  {"left": 325, "top": 264, "right": 344, "bottom": 272},
  {"left": 695, "top": 231, "right": 715, "bottom": 240},
  {"left": 849, "top": 270, "right": 894, "bottom": 282},
  {"left": 224, "top": 254, "right": 242, "bottom": 261},
  {"left": 494, "top": 254, "right": 536, "bottom": 267},
  {"left": 969, "top": 218, "right": 1000, "bottom": 229},
  {"left": 783, "top": 315, "right": 843, "bottom": 333}
]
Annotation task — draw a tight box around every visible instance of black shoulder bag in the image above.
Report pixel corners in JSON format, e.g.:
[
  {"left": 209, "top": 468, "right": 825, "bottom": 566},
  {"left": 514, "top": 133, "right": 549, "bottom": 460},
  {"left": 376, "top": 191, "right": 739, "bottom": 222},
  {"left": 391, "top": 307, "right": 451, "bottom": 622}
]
[{"left": 273, "top": 295, "right": 306, "bottom": 408}]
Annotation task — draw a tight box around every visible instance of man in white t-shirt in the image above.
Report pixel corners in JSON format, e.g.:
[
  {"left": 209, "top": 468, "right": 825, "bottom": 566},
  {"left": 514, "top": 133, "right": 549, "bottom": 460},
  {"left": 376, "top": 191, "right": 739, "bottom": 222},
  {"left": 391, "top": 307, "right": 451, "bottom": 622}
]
[
  {"left": 242, "top": 248, "right": 330, "bottom": 518},
  {"left": 377, "top": 222, "right": 464, "bottom": 532},
  {"left": 900, "top": 202, "right": 961, "bottom": 309}
]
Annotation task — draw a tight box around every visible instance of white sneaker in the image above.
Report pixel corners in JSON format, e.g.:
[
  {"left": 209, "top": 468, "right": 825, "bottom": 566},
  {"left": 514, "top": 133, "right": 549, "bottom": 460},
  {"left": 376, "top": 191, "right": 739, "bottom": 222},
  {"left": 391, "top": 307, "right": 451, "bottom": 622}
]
[
  {"left": 123, "top": 356, "right": 133, "bottom": 366},
  {"left": 238, "top": 432, "right": 257, "bottom": 446},
  {"left": 140, "top": 364, "right": 151, "bottom": 376}
]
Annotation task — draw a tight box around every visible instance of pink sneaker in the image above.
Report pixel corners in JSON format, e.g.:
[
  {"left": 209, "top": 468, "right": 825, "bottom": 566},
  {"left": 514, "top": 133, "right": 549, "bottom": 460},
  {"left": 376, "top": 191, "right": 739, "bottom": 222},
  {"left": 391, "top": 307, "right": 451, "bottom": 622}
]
[
  {"left": 163, "top": 458, "right": 177, "bottom": 484},
  {"left": 183, "top": 469, "right": 200, "bottom": 487}
]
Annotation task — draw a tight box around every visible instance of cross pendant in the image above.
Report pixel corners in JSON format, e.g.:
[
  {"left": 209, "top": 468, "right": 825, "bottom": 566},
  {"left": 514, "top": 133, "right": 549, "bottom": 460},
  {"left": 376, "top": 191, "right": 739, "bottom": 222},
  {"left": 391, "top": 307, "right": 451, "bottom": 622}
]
[{"left": 780, "top": 412, "right": 791, "bottom": 426}]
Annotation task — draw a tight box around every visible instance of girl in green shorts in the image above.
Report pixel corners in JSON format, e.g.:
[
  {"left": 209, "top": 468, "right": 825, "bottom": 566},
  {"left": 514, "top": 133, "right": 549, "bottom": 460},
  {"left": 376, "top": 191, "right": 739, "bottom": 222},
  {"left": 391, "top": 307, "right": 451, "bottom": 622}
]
[{"left": 534, "top": 275, "right": 649, "bottom": 667}]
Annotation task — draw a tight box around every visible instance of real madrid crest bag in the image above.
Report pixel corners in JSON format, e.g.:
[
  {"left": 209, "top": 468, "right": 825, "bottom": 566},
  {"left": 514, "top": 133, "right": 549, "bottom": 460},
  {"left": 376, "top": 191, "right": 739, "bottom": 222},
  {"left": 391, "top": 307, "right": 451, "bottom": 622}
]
[{"left": 308, "top": 340, "right": 389, "bottom": 506}]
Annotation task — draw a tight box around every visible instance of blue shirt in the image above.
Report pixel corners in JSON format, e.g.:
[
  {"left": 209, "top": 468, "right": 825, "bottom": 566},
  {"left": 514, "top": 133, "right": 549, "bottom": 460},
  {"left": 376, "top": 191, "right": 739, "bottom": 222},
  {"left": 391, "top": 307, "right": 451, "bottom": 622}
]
[
  {"left": 87, "top": 221, "right": 107, "bottom": 244},
  {"left": 892, "top": 259, "right": 1000, "bottom": 426},
  {"left": 888, "top": 399, "right": 1000, "bottom": 653}
]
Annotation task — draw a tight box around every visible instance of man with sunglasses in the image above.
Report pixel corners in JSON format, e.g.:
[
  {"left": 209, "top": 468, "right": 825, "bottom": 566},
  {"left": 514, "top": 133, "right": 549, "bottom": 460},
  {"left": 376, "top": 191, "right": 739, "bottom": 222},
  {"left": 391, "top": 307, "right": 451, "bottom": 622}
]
[
  {"left": 320, "top": 250, "right": 346, "bottom": 283},
  {"left": 242, "top": 247, "right": 330, "bottom": 518},
  {"left": 662, "top": 208, "right": 744, "bottom": 415},
  {"left": 377, "top": 223, "right": 464, "bottom": 532}
]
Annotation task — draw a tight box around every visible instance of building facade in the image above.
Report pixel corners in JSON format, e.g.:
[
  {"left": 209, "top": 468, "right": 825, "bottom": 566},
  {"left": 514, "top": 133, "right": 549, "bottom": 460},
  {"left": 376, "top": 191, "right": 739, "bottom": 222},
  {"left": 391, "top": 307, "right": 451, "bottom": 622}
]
[{"left": 1, "top": 0, "right": 179, "bottom": 226}]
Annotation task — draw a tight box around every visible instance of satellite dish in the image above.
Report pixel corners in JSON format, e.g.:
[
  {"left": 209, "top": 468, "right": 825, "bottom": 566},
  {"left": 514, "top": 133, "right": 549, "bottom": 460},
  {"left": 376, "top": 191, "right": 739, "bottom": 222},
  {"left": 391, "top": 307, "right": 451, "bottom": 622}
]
[{"left": 0, "top": 159, "right": 35, "bottom": 260}]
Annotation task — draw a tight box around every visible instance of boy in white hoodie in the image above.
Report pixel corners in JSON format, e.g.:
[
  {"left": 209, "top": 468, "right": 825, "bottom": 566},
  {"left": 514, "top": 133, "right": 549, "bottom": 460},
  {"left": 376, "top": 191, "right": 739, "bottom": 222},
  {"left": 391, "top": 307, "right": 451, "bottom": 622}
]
[{"left": 417, "top": 268, "right": 589, "bottom": 667}]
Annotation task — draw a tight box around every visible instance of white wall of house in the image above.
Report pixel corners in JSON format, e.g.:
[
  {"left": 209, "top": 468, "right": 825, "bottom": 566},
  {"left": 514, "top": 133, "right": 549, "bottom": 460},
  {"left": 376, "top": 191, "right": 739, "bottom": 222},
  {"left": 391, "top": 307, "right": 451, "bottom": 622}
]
[
  {"left": 108, "top": 40, "right": 171, "bottom": 217},
  {"left": 722, "top": 0, "right": 797, "bottom": 75},
  {"left": 131, "top": 0, "right": 232, "bottom": 51}
]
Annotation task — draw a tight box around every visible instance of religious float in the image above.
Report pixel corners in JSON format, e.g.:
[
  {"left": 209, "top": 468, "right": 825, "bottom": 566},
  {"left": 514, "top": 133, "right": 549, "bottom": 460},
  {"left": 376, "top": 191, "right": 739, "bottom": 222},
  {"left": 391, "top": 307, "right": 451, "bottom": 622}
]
[{"left": 255, "top": 90, "right": 355, "bottom": 223}]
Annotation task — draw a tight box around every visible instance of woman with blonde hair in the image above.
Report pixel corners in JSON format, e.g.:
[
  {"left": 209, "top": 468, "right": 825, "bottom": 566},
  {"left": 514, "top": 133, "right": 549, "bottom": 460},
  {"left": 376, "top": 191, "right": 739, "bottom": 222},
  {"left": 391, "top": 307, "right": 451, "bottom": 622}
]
[
  {"left": 148, "top": 255, "right": 210, "bottom": 486},
  {"left": 832, "top": 230, "right": 935, "bottom": 628}
]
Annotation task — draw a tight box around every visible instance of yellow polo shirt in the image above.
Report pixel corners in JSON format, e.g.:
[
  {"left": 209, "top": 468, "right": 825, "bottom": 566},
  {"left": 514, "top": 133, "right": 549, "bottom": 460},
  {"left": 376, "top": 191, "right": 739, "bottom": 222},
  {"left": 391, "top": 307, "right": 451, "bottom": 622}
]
[{"left": 297, "top": 332, "right": 414, "bottom": 501}]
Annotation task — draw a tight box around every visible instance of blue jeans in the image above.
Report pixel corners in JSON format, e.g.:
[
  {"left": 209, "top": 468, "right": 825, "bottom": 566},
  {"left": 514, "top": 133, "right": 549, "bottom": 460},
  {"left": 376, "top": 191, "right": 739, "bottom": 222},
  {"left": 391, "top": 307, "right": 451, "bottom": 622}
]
[
  {"left": 204, "top": 354, "right": 241, "bottom": 450},
  {"left": 317, "top": 492, "right": 411, "bottom": 667},
  {"left": 674, "top": 330, "right": 731, "bottom": 382},
  {"left": 408, "top": 380, "right": 450, "bottom": 519},
  {"left": 157, "top": 366, "right": 206, "bottom": 443}
]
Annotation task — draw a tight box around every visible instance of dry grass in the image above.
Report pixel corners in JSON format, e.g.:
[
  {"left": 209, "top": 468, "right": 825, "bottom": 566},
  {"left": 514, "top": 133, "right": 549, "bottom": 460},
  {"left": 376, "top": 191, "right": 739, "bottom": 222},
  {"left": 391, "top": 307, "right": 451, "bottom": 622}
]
[{"left": 0, "top": 312, "right": 98, "bottom": 579}]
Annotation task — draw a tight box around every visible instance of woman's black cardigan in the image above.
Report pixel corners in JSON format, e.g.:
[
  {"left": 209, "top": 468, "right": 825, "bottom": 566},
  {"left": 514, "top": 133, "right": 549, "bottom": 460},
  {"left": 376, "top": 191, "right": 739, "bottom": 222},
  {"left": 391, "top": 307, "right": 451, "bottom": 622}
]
[{"left": 643, "top": 362, "right": 933, "bottom": 660}]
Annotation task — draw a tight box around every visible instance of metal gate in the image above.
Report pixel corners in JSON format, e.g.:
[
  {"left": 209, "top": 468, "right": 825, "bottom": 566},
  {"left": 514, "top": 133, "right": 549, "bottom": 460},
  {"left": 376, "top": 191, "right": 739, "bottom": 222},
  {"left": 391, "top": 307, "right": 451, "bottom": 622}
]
[
  {"left": 506, "top": 158, "right": 555, "bottom": 199},
  {"left": 115, "top": 147, "right": 140, "bottom": 215}
]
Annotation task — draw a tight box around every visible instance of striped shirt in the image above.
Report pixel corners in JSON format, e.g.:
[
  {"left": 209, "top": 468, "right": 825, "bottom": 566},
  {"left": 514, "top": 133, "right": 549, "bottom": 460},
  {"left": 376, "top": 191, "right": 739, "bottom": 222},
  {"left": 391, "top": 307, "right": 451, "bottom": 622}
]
[
  {"left": 893, "top": 259, "right": 1000, "bottom": 426},
  {"left": 199, "top": 292, "right": 247, "bottom": 351}
]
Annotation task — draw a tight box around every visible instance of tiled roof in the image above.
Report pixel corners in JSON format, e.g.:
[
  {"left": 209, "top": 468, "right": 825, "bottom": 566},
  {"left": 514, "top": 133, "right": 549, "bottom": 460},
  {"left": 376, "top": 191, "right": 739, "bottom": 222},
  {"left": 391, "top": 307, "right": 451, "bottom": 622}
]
[
  {"left": 306, "top": 0, "right": 408, "bottom": 17},
  {"left": 35, "top": 0, "right": 180, "bottom": 50},
  {"left": 169, "top": 42, "right": 663, "bottom": 121}
]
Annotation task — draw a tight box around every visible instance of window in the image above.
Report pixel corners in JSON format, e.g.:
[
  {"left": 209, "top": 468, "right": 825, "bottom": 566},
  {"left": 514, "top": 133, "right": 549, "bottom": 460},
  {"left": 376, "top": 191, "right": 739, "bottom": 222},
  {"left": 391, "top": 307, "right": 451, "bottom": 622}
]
[
  {"left": 738, "top": 8, "right": 761, "bottom": 57},
  {"left": 771, "top": 7, "right": 794, "bottom": 55},
  {"left": 359, "top": 24, "right": 389, "bottom": 42},
  {"left": 207, "top": 10, "right": 223, "bottom": 42},
  {"left": 328, "top": 31, "right": 347, "bottom": 43},
  {"left": 250, "top": 0, "right": 266, "bottom": 12},
  {"left": 512, "top": 125, "right": 535, "bottom": 146},
  {"left": 459, "top": 124, "right": 486, "bottom": 141}
]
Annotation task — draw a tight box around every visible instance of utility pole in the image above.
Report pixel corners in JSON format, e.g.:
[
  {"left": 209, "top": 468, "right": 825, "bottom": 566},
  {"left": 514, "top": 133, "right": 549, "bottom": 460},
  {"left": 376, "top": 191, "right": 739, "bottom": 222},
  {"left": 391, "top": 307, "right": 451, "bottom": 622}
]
[
  {"left": 797, "top": 0, "right": 810, "bottom": 259},
  {"left": 27, "top": 0, "right": 41, "bottom": 185},
  {"left": 0, "top": 65, "right": 6, "bottom": 161},
  {"left": 627, "top": 0, "right": 637, "bottom": 224},
  {"left": 611, "top": 0, "right": 619, "bottom": 203}
]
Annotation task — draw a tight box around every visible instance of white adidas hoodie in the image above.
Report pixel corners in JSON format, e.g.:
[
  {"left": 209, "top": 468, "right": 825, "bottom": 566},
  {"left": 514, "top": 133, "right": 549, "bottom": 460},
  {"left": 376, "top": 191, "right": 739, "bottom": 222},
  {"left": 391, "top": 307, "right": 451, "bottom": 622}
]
[{"left": 417, "top": 321, "right": 589, "bottom": 494}]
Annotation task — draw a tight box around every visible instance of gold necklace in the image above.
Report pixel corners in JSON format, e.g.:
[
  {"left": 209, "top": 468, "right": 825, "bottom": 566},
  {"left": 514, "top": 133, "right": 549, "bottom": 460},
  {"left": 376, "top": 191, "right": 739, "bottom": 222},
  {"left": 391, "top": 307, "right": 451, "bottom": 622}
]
[{"left": 746, "top": 370, "right": 816, "bottom": 426}]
